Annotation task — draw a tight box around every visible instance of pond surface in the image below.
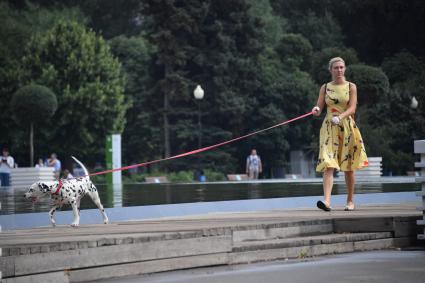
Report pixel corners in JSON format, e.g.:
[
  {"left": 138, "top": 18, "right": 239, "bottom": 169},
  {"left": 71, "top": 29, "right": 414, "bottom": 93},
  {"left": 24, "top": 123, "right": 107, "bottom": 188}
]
[{"left": 0, "top": 180, "right": 420, "bottom": 215}]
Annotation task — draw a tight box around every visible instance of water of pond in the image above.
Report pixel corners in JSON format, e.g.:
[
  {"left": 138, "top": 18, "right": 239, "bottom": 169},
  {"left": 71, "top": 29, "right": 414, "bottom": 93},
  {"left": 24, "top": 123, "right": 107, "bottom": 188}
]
[{"left": 0, "top": 181, "right": 420, "bottom": 215}]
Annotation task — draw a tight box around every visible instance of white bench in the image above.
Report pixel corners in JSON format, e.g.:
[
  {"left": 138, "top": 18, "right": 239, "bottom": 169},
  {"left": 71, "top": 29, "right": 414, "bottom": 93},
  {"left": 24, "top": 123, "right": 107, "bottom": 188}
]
[
  {"left": 227, "top": 174, "right": 249, "bottom": 181},
  {"left": 145, "top": 176, "right": 169, "bottom": 183},
  {"left": 10, "top": 167, "right": 55, "bottom": 188},
  {"left": 414, "top": 140, "right": 425, "bottom": 240},
  {"left": 337, "top": 157, "right": 382, "bottom": 178}
]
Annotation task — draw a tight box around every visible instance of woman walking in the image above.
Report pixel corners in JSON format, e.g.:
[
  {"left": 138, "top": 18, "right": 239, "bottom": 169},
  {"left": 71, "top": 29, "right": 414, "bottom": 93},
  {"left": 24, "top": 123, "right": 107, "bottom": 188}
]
[{"left": 312, "top": 57, "right": 368, "bottom": 211}]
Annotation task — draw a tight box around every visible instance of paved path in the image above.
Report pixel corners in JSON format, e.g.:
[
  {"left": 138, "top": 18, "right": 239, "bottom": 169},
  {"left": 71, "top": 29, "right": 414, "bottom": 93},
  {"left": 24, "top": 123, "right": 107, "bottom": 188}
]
[
  {"left": 99, "top": 250, "right": 425, "bottom": 283},
  {"left": 1, "top": 203, "right": 420, "bottom": 247}
]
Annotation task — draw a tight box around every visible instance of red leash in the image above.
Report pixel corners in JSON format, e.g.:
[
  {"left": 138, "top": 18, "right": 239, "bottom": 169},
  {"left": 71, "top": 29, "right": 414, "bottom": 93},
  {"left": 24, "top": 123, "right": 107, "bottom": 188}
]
[{"left": 88, "top": 111, "right": 314, "bottom": 177}]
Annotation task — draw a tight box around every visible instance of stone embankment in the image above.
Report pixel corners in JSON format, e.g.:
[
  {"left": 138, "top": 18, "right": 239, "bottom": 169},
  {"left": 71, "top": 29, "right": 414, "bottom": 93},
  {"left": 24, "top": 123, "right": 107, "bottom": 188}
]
[{"left": 0, "top": 204, "right": 422, "bottom": 282}]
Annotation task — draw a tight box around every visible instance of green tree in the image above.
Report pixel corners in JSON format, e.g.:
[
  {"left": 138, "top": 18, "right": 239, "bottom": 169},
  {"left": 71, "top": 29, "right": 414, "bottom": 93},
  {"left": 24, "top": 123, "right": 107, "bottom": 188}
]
[
  {"left": 255, "top": 45, "right": 317, "bottom": 174},
  {"left": 0, "top": 2, "right": 85, "bottom": 159},
  {"left": 11, "top": 84, "right": 57, "bottom": 165},
  {"left": 21, "top": 20, "right": 128, "bottom": 166},
  {"left": 108, "top": 35, "right": 159, "bottom": 166},
  {"left": 247, "top": 0, "right": 288, "bottom": 47},
  {"left": 381, "top": 51, "right": 424, "bottom": 84},
  {"left": 289, "top": 11, "right": 344, "bottom": 51},
  {"left": 275, "top": 33, "right": 313, "bottom": 71},
  {"left": 142, "top": 0, "right": 208, "bottom": 159},
  {"left": 345, "top": 64, "right": 390, "bottom": 106},
  {"left": 142, "top": 0, "right": 267, "bottom": 174}
]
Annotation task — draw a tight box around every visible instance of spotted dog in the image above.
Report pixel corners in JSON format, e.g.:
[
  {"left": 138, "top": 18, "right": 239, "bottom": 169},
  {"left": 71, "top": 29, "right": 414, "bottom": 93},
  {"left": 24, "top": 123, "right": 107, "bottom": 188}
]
[{"left": 24, "top": 156, "right": 109, "bottom": 227}]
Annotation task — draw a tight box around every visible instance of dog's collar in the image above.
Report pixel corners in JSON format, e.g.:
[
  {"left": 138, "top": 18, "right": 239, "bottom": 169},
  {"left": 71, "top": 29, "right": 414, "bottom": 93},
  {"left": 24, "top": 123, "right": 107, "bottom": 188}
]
[{"left": 52, "top": 180, "right": 63, "bottom": 195}]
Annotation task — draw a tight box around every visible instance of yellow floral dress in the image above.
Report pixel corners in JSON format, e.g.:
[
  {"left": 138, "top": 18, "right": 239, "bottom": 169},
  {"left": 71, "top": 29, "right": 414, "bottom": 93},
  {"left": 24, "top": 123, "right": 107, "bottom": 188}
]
[{"left": 316, "top": 82, "right": 368, "bottom": 172}]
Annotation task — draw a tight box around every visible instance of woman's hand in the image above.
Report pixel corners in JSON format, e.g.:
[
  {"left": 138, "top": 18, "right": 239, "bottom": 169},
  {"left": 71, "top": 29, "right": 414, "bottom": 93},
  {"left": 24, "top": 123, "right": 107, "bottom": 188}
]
[
  {"left": 331, "top": 116, "right": 341, "bottom": 125},
  {"left": 312, "top": 106, "right": 321, "bottom": 116}
]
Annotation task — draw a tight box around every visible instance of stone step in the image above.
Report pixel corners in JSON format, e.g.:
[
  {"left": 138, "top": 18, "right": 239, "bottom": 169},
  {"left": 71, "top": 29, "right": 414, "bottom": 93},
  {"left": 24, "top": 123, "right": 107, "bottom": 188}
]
[
  {"left": 233, "top": 232, "right": 392, "bottom": 252},
  {"left": 229, "top": 236, "right": 413, "bottom": 265},
  {"left": 0, "top": 219, "right": 334, "bottom": 255},
  {"left": 1, "top": 214, "right": 420, "bottom": 283}
]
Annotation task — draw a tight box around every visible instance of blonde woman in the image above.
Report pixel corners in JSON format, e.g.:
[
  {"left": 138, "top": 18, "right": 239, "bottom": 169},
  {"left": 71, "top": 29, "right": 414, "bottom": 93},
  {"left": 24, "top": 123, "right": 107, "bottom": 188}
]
[{"left": 312, "top": 57, "right": 368, "bottom": 211}]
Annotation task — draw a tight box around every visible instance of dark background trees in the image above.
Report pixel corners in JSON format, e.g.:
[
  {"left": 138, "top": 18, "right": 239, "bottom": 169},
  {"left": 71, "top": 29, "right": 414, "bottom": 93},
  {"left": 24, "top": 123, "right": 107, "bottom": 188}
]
[{"left": 1, "top": 0, "right": 424, "bottom": 176}]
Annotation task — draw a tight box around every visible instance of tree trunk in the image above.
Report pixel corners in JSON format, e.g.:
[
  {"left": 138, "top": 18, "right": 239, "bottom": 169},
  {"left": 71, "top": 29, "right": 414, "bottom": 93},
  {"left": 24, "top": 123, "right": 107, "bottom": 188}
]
[
  {"left": 163, "top": 91, "right": 170, "bottom": 158},
  {"left": 30, "top": 122, "right": 34, "bottom": 167},
  {"left": 163, "top": 65, "right": 171, "bottom": 159}
]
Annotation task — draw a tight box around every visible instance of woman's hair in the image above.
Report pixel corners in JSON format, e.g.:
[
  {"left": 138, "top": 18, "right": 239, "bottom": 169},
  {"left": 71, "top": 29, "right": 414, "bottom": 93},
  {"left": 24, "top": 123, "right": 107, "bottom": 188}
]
[{"left": 328, "top": 57, "right": 345, "bottom": 70}]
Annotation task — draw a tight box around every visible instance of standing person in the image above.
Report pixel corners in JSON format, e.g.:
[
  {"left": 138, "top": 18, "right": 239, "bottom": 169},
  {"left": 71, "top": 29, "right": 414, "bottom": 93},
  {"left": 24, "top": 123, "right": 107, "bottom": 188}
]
[
  {"left": 0, "top": 148, "right": 15, "bottom": 187},
  {"left": 63, "top": 169, "right": 74, "bottom": 180},
  {"left": 35, "top": 158, "right": 45, "bottom": 168},
  {"left": 246, "top": 149, "right": 262, "bottom": 179},
  {"left": 48, "top": 153, "right": 62, "bottom": 180},
  {"left": 312, "top": 57, "right": 368, "bottom": 212}
]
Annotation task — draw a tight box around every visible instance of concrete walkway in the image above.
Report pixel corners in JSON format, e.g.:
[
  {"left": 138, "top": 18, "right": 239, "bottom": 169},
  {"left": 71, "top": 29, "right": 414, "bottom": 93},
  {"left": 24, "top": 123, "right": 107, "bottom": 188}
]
[
  {"left": 0, "top": 203, "right": 420, "bottom": 245},
  {"left": 1, "top": 203, "right": 422, "bottom": 283}
]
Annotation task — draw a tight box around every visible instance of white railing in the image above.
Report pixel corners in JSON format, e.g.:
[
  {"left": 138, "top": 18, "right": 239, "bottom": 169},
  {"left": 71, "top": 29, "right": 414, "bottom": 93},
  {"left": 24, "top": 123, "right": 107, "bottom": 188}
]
[
  {"left": 337, "top": 156, "right": 382, "bottom": 178},
  {"left": 10, "top": 167, "right": 55, "bottom": 187},
  {"left": 415, "top": 140, "right": 425, "bottom": 240}
]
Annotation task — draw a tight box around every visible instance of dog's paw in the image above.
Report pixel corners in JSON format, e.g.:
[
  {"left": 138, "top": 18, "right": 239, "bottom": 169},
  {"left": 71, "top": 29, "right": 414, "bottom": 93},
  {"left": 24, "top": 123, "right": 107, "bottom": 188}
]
[
  {"left": 70, "top": 223, "right": 79, "bottom": 227},
  {"left": 104, "top": 220, "right": 109, "bottom": 224}
]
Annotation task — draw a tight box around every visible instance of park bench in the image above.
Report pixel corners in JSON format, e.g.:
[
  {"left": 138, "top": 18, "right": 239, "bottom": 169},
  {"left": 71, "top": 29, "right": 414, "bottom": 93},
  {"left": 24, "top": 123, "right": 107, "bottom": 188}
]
[
  {"left": 10, "top": 167, "right": 55, "bottom": 187},
  {"left": 227, "top": 174, "right": 249, "bottom": 181},
  {"left": 145, "top": 176, "right": 169, "bottom": 183}
]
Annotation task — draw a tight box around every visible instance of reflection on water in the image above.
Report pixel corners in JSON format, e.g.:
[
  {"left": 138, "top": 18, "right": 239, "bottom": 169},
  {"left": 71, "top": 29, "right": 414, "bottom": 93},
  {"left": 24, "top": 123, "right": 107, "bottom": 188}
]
[{"left": 0, "top": 181, "right": 419, "bottom": 215}]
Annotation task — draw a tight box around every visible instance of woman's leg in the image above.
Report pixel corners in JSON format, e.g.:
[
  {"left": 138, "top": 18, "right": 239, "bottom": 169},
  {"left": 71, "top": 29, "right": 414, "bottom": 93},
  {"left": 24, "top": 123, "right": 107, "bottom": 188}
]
[
  {"left": 344, "top": 171, "right": 355, "bottom": 206},
  {"left": 323, "top": 168, "right": 334, "bottom": 206}
]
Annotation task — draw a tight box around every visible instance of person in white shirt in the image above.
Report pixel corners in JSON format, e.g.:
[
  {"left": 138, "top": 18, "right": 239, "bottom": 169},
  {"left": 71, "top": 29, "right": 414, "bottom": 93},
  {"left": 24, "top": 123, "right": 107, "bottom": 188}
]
[
  {"left": 48, "top": 153, "right": 62, "bottom": 180},
  {"left": 35, "top": 158, "right": 45, "bottom": 168},
  {"left": 63, "top": 169, "right": 74, "bottom": 180},
  {"left": 246, "top": 149, "right": 262, "bottom": 179},
  {"left": 0, "top": 148, "right": 15, "bottom": 187}
]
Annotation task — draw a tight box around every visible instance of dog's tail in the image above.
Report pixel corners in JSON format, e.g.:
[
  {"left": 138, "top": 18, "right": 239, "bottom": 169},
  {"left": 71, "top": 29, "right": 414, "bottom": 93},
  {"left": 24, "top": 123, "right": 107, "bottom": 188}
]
[{"left": 71, "top": 156, "right": 90, "bottom": 179}]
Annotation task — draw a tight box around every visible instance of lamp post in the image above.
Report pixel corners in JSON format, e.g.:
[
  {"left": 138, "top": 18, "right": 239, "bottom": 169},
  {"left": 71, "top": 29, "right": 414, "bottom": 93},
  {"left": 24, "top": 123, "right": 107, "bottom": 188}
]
[
  {"left": 193, "top": 85, "right": 204, "bottom": 181},
  {"left": 193, "top": 85, "right": 204, "bottom": 149},
  {"left": 411, "top": 96, "right": 419, "bottom": 140}
]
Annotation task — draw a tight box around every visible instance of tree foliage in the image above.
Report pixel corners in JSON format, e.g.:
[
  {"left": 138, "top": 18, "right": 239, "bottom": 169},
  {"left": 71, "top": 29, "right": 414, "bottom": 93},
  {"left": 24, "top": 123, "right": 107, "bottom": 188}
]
[
  {"left": 11, "top": 84, "right": 57, "bottom": 165},
  {"left": 2, "top": 0, "right": 425, "bottom": 176},
  {"left": 275, "top": 33, "right": 312, "bottom": 71},
  {"left": 11, "top": 84, "right": 57, "bottom": 125},
  {"left": 345, "top": 64, "right": 390, "bottom": 105},
  {"left": 21, "top": 20, "right": 128, "bottom": 165}
]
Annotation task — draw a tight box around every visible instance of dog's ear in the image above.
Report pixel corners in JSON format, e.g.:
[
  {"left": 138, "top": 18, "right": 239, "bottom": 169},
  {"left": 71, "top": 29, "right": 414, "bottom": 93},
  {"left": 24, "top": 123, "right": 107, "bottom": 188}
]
[{"left": 38, "top": 182, "right": 50, "bottom": 193}]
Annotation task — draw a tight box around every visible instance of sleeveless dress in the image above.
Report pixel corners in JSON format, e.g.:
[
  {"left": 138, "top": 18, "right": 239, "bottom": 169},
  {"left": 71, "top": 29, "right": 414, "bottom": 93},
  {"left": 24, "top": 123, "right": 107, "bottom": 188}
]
[{"left": 316, "top": 82, "right": 368, "bottom": 172}]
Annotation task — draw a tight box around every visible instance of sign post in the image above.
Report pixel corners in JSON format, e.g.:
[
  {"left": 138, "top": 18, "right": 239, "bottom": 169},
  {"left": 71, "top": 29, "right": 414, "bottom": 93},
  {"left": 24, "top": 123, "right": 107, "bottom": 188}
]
[{"left": 106, "top": 134, "right": 122, "bottom": 185}]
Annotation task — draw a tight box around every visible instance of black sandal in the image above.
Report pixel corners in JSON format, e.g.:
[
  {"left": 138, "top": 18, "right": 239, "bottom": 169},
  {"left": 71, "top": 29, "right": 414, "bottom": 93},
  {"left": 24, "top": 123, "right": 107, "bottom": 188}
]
[{"left": 317, "top": 200, "right": 331, "bottom": 212}]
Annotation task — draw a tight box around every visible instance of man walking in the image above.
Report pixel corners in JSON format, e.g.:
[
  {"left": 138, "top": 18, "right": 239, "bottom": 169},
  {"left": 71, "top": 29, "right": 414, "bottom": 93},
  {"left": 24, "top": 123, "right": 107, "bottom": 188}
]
[{"left": 246, "top": 149, "right": 262, "bottom": 179}]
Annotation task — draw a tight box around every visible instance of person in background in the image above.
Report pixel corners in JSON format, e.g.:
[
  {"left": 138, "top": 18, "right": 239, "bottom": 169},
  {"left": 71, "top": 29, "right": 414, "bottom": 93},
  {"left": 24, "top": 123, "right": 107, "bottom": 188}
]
[
  {"left": 35, "top": 158, "right": 45, "bottom": 168},
  {"left": 48, "top": 153, "right": 62, "bottom": 180},
  {"left": 199, "top": 169, "right": 206, "bottom": 182},
  {"left": 63, "top": 169, "right": 74, "bottom": 180},
  {"left": 0, "top": 148, "right": 15, "bottom": 187},
  {"left": 246, "top": 149, "right": 262, "bottom": 179}
]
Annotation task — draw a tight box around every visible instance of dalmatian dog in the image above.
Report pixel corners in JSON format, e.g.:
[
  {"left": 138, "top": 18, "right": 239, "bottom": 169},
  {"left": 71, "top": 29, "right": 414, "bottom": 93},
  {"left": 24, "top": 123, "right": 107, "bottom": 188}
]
[{"left": 24, "top": 156, "right": 109, "bottom": 227}]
